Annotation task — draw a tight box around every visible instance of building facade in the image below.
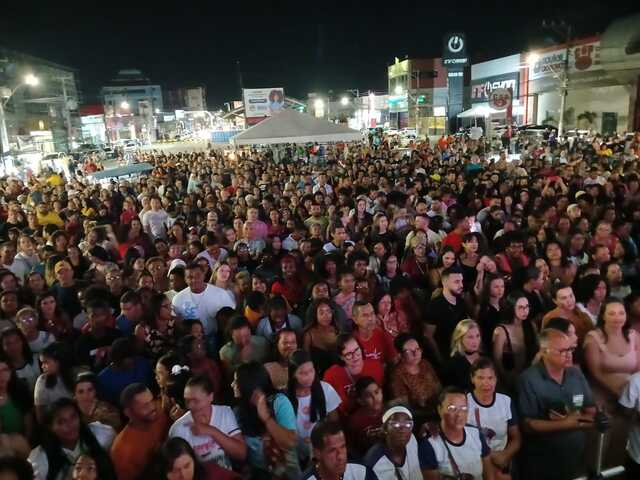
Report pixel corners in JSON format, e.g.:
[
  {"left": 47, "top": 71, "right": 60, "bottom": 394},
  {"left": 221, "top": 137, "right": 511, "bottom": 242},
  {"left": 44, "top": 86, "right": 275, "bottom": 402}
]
[
  {"left": 465, "top": 13, "right": 640, "bottom": 135},
  {"left": 101, "top": 69, "right": 162, "bottom": 143},
  {"left": 164, "top": 86, "right": 207, "bottom": 112},
  {"left": 387, "top": 57, "right": 448, "bottom": 135},
  {"left": 0, "top": 46, "right": 80, "bottom": 154}
]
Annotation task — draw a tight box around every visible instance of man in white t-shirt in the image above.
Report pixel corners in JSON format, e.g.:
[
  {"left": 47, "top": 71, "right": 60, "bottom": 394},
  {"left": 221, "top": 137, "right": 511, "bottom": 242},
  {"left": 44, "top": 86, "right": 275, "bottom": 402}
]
[
  {"left": 172, "top": 263, "right": 236, "bottom": 337},
  {"left": 169, "top": 375, "right": 246, "bottom": 469}
]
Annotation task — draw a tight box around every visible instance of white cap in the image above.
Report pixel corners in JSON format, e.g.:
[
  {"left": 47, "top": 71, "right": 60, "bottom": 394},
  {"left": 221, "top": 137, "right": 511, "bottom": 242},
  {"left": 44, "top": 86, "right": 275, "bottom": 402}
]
[{"left": 167, "top": 259, "right": 187, "bottom": 277}]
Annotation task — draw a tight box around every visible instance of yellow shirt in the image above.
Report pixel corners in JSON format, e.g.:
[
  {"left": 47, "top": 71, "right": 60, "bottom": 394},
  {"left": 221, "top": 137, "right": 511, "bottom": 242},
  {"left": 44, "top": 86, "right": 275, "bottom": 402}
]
[
  {"left": 36, "top": 211, "right": 64, "bottom": 228},
  {"left": 46, "top": 174, "right": 63, "bottom": 186}
]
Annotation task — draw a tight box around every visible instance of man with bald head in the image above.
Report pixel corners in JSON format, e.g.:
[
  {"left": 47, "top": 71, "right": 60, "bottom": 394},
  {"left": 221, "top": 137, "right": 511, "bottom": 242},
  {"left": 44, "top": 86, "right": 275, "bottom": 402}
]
[{"left": 517, "top": 329, "right": 596, "bottom": 480}]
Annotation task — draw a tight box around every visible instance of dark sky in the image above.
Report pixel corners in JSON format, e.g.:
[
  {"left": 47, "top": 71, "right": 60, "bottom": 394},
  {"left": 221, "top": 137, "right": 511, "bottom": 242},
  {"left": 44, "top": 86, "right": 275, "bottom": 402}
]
[{"left": 2, "top": 2, "right": 639, "bottom": 108}]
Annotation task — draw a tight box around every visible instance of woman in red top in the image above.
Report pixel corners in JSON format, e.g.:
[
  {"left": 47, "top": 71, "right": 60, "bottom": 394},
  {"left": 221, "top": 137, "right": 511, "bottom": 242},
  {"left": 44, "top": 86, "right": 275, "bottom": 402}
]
[
  {"left": 323, "top": 335, "right": 384, "bottom": 415},
  {"left": 119, "top": 198, "right": 138, "bottom": 225}
]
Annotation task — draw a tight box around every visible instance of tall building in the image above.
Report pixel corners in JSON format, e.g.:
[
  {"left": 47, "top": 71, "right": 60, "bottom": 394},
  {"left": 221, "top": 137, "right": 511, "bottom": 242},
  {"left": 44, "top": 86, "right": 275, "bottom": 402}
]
[
  {"left": 164, "top": 86, "right": 207, "bottom": 112},
  {"left": 387, "top": 57, "right": 448, "bottom": 135},
  {"left": 101, "top": 69, "right": 162, "bottom": 142},
  {"left": 0, "top": 46, "right": 80, "bottom": 153}
]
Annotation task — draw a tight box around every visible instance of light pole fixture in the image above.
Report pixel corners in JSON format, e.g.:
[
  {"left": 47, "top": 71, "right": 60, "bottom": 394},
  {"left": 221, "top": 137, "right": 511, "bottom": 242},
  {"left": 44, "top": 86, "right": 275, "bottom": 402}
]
[
  {"left": 24, "top": 74, "right": 39, "bottom": 87},
  {"left": 120, "top": 100, "right": 130, "bottom": 110},
  {"left": 340, "top": 96, "right": 349, "bottom": 106}
]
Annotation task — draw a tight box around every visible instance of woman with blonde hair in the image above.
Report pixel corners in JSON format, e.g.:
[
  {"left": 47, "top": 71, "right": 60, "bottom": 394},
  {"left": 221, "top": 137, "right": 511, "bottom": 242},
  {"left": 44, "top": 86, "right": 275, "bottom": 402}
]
[
  {"left": 210, "top": 262, "right": 236, "bottom": 304},
  {"left": 444, "top": 319, "right": 485, "bottom": 390}
]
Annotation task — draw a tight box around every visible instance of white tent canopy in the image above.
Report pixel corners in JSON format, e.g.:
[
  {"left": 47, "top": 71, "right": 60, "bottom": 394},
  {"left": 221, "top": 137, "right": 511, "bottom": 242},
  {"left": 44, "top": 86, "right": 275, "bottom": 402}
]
[
  {"left": 458, "top": 104, "right": 525, "bottom": 118},
  {"left": 231, "top": 109, "right": 363, "bottom": 145}
]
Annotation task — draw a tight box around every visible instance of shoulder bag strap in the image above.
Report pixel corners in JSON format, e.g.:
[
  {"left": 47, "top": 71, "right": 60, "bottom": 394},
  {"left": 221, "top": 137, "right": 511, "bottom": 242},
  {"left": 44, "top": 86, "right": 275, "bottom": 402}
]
[
  {"left": 475, "top": 407, "right": 482, "bottom": 430},
  {"left": 439, "top": 430, "right": 462, "bottom": 478}
]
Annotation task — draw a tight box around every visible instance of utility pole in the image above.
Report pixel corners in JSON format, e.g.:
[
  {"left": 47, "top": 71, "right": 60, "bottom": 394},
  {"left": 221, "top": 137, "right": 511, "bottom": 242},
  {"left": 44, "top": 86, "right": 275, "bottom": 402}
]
[
  {"left": 543, "top": 19, "right": 572, "bottom": 137},
  {"left": 60, "top": 77, "right": 72, "bottom": 152},
  {"left": 236, "top": 60, "right": 244, "bottom": 99}
]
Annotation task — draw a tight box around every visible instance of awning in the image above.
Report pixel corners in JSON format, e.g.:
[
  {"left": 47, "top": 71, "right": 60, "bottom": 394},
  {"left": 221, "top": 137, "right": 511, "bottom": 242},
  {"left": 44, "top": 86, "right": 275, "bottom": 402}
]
[
  {"left": 89, "top": 162, "right": 153, "bottom": 180},
  {"left": 232, "top": 109, "right": 363, "bottom": 146},
  {"left": 458, "top": 104, "right": 525, "bottom": 118}
]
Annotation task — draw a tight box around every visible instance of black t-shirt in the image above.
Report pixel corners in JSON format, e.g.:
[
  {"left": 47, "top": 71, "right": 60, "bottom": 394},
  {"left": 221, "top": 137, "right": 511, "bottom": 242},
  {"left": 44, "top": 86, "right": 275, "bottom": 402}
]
[
  {"left": 427, "top": 294, "right": 469, "bottom": 359},
  {"left": 74, "top": 328, "right": 122, "bottom": 371},
  {"left": 51, "top": 282, "right": 86, "bottom": 319}
]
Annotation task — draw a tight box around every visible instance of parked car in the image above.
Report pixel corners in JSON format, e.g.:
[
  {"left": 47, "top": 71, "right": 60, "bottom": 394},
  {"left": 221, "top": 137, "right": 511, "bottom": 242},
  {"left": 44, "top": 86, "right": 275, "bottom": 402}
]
[
  {"left": 123, "top": 140, "right": 137, "bottom": 151},
  {"left": 400, "top": 128, "right": 417, "bottom": 138}
]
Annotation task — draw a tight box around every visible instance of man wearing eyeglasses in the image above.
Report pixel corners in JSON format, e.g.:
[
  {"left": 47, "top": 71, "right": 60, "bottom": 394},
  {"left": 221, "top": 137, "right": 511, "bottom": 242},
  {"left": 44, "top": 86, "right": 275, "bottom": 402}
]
[
  {"left": 517, "top": 328, "right": 596, "bottom": 480},
  {"left": 420, "top": 387, "right": 494, "bottom": 480},
  {"left": 364, "top": 406, "right": 429, "bottom": 480}
]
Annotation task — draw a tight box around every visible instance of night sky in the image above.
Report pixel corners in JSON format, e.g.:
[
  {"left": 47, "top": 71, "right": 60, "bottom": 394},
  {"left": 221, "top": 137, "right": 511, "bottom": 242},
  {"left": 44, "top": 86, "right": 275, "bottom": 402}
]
[{"left": 2, "top": 2, "right": 639, "bottom": 108}]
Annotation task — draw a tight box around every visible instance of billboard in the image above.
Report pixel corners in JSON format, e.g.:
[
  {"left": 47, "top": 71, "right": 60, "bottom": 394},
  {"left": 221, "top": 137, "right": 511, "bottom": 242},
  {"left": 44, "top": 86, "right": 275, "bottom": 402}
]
[
  {"left": 471, "top": 72, "right": 520, "bottom": 103},
  {"left": 243, "top": 88, "right": 285, "bottom": 124},
  {"left": 529, "top": 40, "right": 601, "bottom": 80}
]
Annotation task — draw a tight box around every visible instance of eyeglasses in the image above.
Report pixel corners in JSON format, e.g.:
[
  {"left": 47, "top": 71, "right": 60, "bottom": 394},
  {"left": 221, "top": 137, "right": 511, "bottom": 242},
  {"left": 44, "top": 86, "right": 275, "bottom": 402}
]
[
  {"left": 403, "top": 347, "right": 422, "bottom": 356},
  {"left": 547, "top": 347, "right": 576, "bottom": 356},
  {"left": 342, "top": 348, "right": 362, "bottom": 360},
  {"left": 516, "top": 304, "right": 530, "bottom": 310},
  {"left": 446, "top": 405, "right": 469, "bottom": 414},
  {"left": 388, "top": 420, "right": 413, "bottom": 430}
]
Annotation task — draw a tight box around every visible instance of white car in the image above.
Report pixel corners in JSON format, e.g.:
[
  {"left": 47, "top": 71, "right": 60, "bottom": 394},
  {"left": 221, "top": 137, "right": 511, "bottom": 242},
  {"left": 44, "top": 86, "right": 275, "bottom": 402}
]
[
  {"left": 400, "top": 128, "right": 417, "bottom": 138},
  {"left": 123, "top": 140, "right": 137, "bottom": 151},
  {"left": 41, "top": 152, "right": 67, "bottom": 168}
]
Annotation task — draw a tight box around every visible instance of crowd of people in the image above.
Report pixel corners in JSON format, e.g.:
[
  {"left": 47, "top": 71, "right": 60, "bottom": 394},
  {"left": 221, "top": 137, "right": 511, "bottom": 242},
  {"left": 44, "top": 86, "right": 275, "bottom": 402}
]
[{"left": 0, "top": 127, "right": 638, "bottom": 480}]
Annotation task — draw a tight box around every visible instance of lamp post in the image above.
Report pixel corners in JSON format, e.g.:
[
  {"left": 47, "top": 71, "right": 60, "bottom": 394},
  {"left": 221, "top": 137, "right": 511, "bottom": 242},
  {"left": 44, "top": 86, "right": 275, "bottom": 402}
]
[{"left": 0, "top": 73, "right": 40, "bottom": 163}]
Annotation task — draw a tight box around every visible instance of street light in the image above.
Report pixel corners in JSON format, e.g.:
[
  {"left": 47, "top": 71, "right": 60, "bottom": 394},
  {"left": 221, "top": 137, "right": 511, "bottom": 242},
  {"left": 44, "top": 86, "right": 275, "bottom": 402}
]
[
  {"left": 526, "top": 52, "right": 541, "bottom": 66},
  {"left": 24, "top": 74, "right": 39, "bottom": 87},
  {"left": 120, "top": 101, "right": 130, "bottom": 110},
  {"left": 394, "top": 85, "right": 404, "bottom": 95},
  {"left": 0, "top": 74, "right": 41, "bottom": 163},
  {"left": 340, "top": 96, "right": 349, "bottom": 106},
  {"left": 314, "top": 98, "right": 324, "bottom": 110}
]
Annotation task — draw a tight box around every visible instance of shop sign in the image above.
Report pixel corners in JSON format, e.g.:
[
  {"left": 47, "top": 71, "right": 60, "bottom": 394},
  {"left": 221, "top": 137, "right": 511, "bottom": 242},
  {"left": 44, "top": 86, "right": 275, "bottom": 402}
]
[
  {"left": 442, "top": 33, "right": 469, "bottom": 69},
  {"left": 471, "top": 72, "right": 519, "bottom": 103},
  {"left": 488, "top": 88, "right": 512, "bottom": 111},
  {"left": 529, "top": 40, "right": 601, "bottom": 80}
]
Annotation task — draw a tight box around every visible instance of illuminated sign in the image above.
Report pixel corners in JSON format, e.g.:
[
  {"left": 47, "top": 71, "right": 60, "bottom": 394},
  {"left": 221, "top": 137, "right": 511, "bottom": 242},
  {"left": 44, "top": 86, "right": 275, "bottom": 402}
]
[
  {"left": 528, "top": 40, "right": 601, "bottom": 80},
  {"left": 442, "top": 32, "right": 469, "bottom": 69},
  {"left": 470, "top": 72, "right": 520, "bottom": 103}
]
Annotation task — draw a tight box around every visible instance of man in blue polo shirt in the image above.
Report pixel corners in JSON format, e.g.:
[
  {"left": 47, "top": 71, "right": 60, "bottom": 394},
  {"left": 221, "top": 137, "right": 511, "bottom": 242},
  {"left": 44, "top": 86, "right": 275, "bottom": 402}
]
[{"left": 517, "top": 328, "right": 596, "bottom": 480}]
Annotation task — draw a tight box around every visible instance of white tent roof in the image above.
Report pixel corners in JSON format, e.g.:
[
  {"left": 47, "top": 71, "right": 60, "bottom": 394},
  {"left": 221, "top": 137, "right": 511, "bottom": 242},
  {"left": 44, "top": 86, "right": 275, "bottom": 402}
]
[
  {"left": 458, "top": 104, "right": 525, "bottom": 118},
  {"left": 231, "top": 109, "right": 363, "bottom": 145}
]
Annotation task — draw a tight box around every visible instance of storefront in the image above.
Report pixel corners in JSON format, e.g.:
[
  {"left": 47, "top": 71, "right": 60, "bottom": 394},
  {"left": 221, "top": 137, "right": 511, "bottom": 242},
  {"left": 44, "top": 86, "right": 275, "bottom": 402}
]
[
  {"left": 463, "top": 54, "right": 524, "bottom": 134},
  {"left": 522, "top": 17, "right": 640, "bottom": 134}
]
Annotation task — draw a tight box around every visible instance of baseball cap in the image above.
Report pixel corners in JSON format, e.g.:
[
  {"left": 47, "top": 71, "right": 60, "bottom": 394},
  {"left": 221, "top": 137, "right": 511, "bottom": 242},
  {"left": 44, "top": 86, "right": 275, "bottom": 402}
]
[
  {"left": 167, "top": 259, "right": 187, "bottom": 277},
  {"left": 54, "top": 260, "right": 72, "bottom": 274}
]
